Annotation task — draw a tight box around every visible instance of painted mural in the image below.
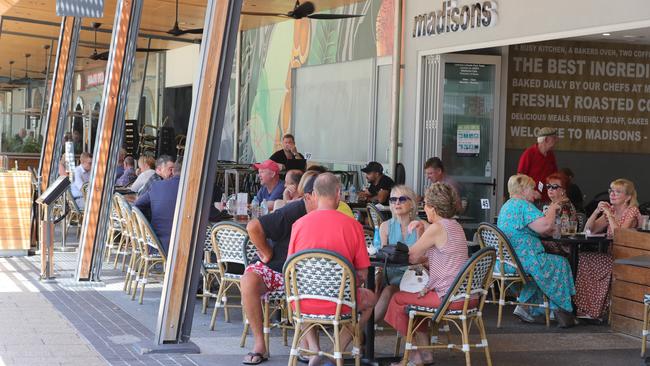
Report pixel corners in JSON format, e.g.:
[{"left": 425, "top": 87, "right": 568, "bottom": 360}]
[{"left": 238, "top": 0, "right": 395, "bottom": 163}]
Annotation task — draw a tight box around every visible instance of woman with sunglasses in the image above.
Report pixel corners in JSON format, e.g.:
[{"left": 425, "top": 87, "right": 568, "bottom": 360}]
[
  {"left": 577, "top": 179, "right": 639, "bottom": 320},
  {"left": 384, "top": 182, "right": 468, "bottom": 366},
  {"left": 374, "top": 185, "right": 423, "bottom": 323},
  {"left": 542, "top": 172, "right": 577, "bottom": 256},
  {"left": 497, "top": 174, "right": 576, "bottom": 327}
]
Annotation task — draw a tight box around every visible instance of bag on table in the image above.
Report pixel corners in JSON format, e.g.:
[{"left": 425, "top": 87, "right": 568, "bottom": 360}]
[{"left": 376, "top": 242, "right": 410, "bottom": 265}]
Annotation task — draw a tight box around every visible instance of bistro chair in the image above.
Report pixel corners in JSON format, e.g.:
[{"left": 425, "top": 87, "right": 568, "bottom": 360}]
[
  {"left": 65, "top": 188, "right": 84, "bottom": 240},
  {"left": 576, "top": 212, "right": 587, "bottom": 232},
  {"left": 114, "top": 194, "right": 135, "bottom": 272},
  {"left": 104, "top": 194, "right": 125, "bottom": 263},
  {"left": 284, "top": 249, "right": 361, "bottom": 366},
  {"left": 366, "top": 203, "right": 384, "bottom": 228},
  {"left": 401, "top": 247, "right": 496, "bottom": 366},
  {"left": 477, "top": 223, "right": 551, "bottom": 328},
  {"left": 209, "top": 222, "right": 256, "bottom": 330},
  {"left": 642, "top": 293, "right": 650, "bottom": 357},
  {"left": 81, "top": 182, "right": 90, "bottom": 204},
  {"left": 201, "top": 223, "right": 220, "bottom": 314},
  {"left": 240, "top": 289, "right": 290, "bottom": 355},
  {"left": 130, "top": 206, "right": 167, "bottom": 304}
]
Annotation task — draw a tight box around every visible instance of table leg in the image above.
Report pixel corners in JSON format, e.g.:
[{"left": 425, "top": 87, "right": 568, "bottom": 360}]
[
  {"left": 364, "top": 265, "right": 375, "bottom": 361},
  {"left": 570, "top": 244, "right": 578, "bottom": 280}
]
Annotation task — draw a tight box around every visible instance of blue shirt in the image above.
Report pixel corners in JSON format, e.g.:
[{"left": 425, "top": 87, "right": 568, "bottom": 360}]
[
  {"left": 256, "top": 180, "right": 285, "bottom": 202},
  {"left": 134, "top": 175, "right": 180, "bottom": 255}
]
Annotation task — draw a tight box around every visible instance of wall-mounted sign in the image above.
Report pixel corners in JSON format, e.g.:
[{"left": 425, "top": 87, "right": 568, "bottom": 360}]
[
  {"left": 85, "top": 71, "right": 105, "bottom": 89},
  {"left": 412, "top": 0, "right": 497, "bottom": 38},
  {"left": 506, "top": 40, "right": 650, "bottom": 154},
  {"left": 456, "top": 124, "right": 481, "bottom": 155}
]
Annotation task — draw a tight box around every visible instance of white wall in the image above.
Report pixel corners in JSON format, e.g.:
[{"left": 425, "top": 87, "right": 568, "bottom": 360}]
[
  {"left": 402, "top": 0, "right": 650, "bottom": 187},
  {"left": 165, "top": 45, "right": 200, "bottom": 88}
]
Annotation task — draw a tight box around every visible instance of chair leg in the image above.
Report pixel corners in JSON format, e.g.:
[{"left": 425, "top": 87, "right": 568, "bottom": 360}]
[
  {"left": 402, "top": 313, "right": 416, "bottom": 364},
  {"left": 461, "top": 318, "right": 471, "bottom": 366},
  {"left": 393, "top": 334, "right": 402, "bottom": 357},
  {"left": 333, "top": 322, "right": 342, "bottom": 366},
  {"left": 263, "top": 300, "right": 271, "bottom": 357},
  {"left": 114, "top": 238, "right": 125, "bottom": 269},
  {"left": 131, "top": 258, "right": 143, "bottom": 301},
  {"left": 288, "top": 321, "right": 302, "bottom": 366},
  {"left": 353, "top": 323, "right": 361, "bottom": 366},
  {"left": 202, "top": 274, "right": 210, "bottom": 314},
  {"left": 476, "top": 315, "right": 492, "bottom": 366},
  {"left": 123, "top": 249, "right": 134, "bottom": 292},
  {"left": 497, "top": 278, "right": 506, "bottom": 328},
  {"left": 642, "top": 302, "right": 649, "bottom": 357},
  {"left": 240, "top": 311, "right": 249, "bottom": 347},
  {"left": 543, "top": 294, "right": 550, "bottom": 328},
  {"left": 210, "top": 281, "right": 227, "bottom": 331},
  {"left": 139, "top": 261, "right": 150, "bottom": 304}
]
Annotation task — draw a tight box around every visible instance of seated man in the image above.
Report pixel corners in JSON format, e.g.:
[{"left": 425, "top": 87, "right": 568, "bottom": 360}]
[
  {"left": 358, "top": 161, "right": 394, "bottom": 205},
  {"left": 116, "top": 156, "right": 137, "bottom": 187},
  {"left": 134, "top": 158, "right": 182, "bottom": 255},
  {"left": 70, "top": 152, "right": 92, "bottom": 209},
  {"left": 269, "top": 133, "right": 305, "bottom": 170},
  {"left": 241, "top": 175, "right": 318, "bottom": 365},
  {"left": 288, "top": 173, "right": 376, "bottom": 359},
  {"left": 138, "top": 155, "right": 174, "bottom": 197},
  {"left": 253, "top": 160, "right": 285, "bottom": 205},
  {"left": 115, "top": 148, "right": 127, "bottom": 182}
]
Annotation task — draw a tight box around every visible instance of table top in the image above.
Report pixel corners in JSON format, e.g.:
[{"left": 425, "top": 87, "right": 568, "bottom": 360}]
[{"left": 544, "top": 234, "right": 612, "bottom": 245}]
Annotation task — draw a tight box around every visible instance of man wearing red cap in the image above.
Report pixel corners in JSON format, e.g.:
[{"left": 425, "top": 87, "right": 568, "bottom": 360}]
[{"left": 253, "top": 160, "right": 285, "bottom": 204}]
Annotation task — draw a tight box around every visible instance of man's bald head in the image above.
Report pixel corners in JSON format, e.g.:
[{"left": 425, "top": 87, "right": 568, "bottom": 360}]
[{"left": 314, "top": 173, "right": 341, "bottom": 210}]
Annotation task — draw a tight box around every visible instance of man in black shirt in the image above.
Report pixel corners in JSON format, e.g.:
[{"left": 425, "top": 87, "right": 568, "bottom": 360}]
[
  {"left": 269, "top": 133, "right": 305, "bottom": 170},
  {"left": 358, "top": 161, "right": 395, "bottom": 205},
  {"left": 241, "top": 176, "right": 318, "bottom": 364}
]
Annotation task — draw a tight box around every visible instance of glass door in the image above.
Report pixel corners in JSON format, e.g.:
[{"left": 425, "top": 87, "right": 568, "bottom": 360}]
[{"left": 440, "top": 54, "right": 501, "bottom": 232}]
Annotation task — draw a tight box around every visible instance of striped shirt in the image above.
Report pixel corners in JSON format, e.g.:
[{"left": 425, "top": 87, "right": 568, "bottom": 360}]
[{"left": 426, "top": 218, "right": 468, "bottom": 297}]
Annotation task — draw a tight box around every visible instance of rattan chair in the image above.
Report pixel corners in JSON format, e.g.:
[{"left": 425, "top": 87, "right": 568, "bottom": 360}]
[
  {"left": 240, "top": 288, "right": 290, "bottom": 355},
  {"left": 201, "top": 223, "right": 220, "bottom": 314},
  {"left": 104, "top": 194, "right": 125, "bottom": 263},
  {"left": 65, "top": 188, "right": 84, "bottom": 240},
  {"left": 209, "top": 222, "right": 256, "bottom": 330},
  {"left": 477, "top": 223, "right": 550, "bottom": 328},
  {"left": 130, "top": 206, "right": 167, "bottom": 304},
  {"left": 642, "top": 293, "right": 650, "bottom": 357},
  {"left": 401, "top": 247, "right": 496, "bottom": 366},
  {"left": 113, "top": 194, "right": 135, "bottom": 272},
  {"left": 366, "top": 203, "right": 384, "bottom": 229},
  {"left": 576, "top": 213, "right": 587, "bottom": 232},
  {"left": 284, "top": 249, "right": 362, "bottom": 366}
]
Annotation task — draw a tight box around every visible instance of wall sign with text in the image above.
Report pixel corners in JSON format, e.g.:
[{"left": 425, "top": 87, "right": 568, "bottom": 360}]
[
  {"left": 412, "top": 1, "right": 497, "bottom": 38},
  {"left": 506, "top": 40, "right": 650, "bottom": 153}
]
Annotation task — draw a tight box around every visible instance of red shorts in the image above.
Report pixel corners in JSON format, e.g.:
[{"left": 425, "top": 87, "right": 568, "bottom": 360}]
[{"left": 245, "top": 261, "right": 284, "bottom": 293}]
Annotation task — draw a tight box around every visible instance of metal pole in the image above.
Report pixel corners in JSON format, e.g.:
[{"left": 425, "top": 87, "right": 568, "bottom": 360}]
[
  {"left": 233, "top": 31, "right": 241, "bottom": 162},
  {"left": 388, "top": 0, "right": 403, "bottom": 176},
  {"left": 135, "top": 38, "right": 152, "bottom": 124}
]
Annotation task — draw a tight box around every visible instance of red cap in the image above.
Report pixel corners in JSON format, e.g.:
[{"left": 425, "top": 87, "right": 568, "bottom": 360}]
[{"left": 252, "top": 159, "right": 280, "bottom": 173}]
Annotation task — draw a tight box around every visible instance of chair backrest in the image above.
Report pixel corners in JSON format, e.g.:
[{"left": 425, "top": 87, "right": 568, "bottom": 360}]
[
  {"left": 363, "top": 228, "right": 374, "bottom": 249},
  {"left": 66, "top": 188, "right": 82, "bottom": 214},
  {"left": 575, "top": 212, "right": 586, "bottom": 232},
  {"left": 115, "top": 194, "right": 135, "bottom": 239},
  {"left": 432, "top": 247, "right": 496, "bottom": 323},
  {"left": 283, "top": 249, "right": 357, "bottom": 320},
  {"left": 366, "top": 203, "right": 384, "bottom": 228},
  {"left": 210, "top": 222, "right": 254, "bottom": 268},
  {"left": 111, "top": 193, "right": 123, "bottom": 223},
  {"left": 81, "top": 182, "right": 90, "bottom": 202},
  {"left": 476, "top": 222, "right": 528, "bottom": 282},
  {"left": 131, "top": 206, "right": 167, "bottom": 261}
]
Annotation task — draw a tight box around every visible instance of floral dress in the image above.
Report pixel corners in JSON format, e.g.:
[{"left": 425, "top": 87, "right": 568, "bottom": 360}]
[{"left": 497, "top": 198, "right": 575, "bottom": 314}]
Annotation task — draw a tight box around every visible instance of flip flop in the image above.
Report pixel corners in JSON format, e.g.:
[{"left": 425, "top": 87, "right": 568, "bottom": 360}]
[
  {"left": 242, "top": 352, "right": 268, "bottom": 365},
  {"left": 297, "top": 354, "right": 310, "bottom": 363}
]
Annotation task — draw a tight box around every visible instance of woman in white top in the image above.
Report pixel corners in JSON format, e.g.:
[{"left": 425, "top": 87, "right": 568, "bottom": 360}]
[{"left": 129, "top": 155, "right": 156, "bottom": 193}]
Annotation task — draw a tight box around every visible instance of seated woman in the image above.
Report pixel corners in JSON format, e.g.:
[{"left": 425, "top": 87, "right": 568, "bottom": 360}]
[
  {"left": 497, "top": 174, "right": 576, "bottom": 327},
  {"left": 384, "top": 182, "right": 467, "bottom": 366},
  {"left": 374, "top": 185, "right": 424, "bottom": 322},
  {"left": 542, "top": 171, "right": 577, "bottom": 256},
  {"left": 577, "top": 178, "right": 639, "bottom": 319},
  {"left": 130, "top": 155, "right": 156, "bottom": 193}
]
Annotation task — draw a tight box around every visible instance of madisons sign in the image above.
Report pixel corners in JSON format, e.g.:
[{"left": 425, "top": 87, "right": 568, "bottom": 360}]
[{"left": 412, "top": 0, "right": 497, "bottom": 38}]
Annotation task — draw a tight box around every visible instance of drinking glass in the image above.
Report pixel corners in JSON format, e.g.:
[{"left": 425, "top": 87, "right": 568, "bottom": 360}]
[{"left": 567, "top": 221, "right": 578, "bottom": 236}]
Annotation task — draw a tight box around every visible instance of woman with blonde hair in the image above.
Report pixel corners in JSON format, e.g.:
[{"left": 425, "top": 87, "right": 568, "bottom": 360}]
[
  {"left": 497, "top": 174, "right": 576, "bottom": 327},
  {"left": 577, "top": 178, "right": 639, "bottom": 320},
  {"left": 374, "top": 185, "right": 424, "bottom": 322},
  {"left": 384, "top": 182, "right": 468, "bottom": 365},
  {"left": 130, "top": 155, "right": 156, "bottom": 193}
]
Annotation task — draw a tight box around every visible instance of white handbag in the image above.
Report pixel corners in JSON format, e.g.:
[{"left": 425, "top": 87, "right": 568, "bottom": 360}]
[{"left": 399, "top": 266, "right": 429, "bottom": 293}]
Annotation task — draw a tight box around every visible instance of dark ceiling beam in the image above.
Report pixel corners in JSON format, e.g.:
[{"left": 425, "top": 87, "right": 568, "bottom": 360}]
[
  {"left": 1, "top": 15, "right": 200, "bottom": 44},
  {"left": 0, "top": 29, "right": 111, "bottom": 49}
]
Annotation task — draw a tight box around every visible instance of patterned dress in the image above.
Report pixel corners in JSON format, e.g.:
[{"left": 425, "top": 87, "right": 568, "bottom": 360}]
[{"left": 497, "top": 198, "right": 575, "bottom": 314}]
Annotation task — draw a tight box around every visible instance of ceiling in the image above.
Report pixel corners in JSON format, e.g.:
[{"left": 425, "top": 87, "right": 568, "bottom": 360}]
[
  {"left": 0, "top": 0, "right": 365, "bottom": 81},
  {"left": 568, "top": 27, "right": 650, "bottom": 45}
]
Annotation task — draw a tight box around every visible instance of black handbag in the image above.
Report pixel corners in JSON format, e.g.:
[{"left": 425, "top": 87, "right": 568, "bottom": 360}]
[{"left": 376, "top": 242, "right": 410, "bottom": 265}]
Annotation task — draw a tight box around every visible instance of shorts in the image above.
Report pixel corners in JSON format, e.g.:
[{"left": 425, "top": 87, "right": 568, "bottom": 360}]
[{"left": 244, "top": 261, "right": 284, "bottom": 292}]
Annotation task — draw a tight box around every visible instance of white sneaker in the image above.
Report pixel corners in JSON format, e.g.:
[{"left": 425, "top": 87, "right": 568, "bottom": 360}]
[{"left": 513, "top": 305, "right": 535, "bottom": 323}]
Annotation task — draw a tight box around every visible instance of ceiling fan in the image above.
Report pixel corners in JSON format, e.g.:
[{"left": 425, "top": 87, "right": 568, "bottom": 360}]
[
  {"left": 242, "top": 1, "right": 364, "bottom": 20},
  {"left": 10, "top": 54, "right": 45, "bottom": 84},
  {"left": 167, "top": 0, "right": 203, "bottom": 36},
  {"left": 83, "top": 23, "right": 168, "bottom": 61},
  {"left": 17, "top": 45, "right": 53, "bottom": 76}
]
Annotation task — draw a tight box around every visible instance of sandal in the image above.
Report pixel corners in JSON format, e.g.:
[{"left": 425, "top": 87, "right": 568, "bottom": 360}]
[{"left": 243, "top": 352, "right": 268, "bottom": 365}]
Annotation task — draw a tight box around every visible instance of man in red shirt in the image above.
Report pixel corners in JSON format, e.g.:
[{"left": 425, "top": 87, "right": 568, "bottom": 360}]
[
  {"left": 517, "top": 127, "right": 559, "bottom": 202},
  {"left": 288, "top": 173, "right": 377, "bottom": 359}
]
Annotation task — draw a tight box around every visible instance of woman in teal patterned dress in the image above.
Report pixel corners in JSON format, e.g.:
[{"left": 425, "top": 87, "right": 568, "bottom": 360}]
[{"left": 497, "top": 174, "right": 576, "bottom": 327}]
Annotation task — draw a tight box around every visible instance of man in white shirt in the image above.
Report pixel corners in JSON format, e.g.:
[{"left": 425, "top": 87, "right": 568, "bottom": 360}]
[{"left": 70, "top": 152, "right": 92, "bottom": 209}]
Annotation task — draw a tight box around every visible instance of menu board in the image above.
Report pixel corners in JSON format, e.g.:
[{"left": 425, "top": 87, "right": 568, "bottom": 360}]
[{"left": 506, "top": 40, "right": 650, "bottom": 153}]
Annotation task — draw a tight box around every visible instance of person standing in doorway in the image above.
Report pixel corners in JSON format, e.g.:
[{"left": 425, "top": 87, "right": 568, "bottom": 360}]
[{"left": 517, "top": 127, "right": 559, "bottom": 202}]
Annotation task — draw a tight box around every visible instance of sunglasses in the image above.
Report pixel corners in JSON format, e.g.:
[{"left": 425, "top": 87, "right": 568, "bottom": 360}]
[
  {"left": 545, "top": 184, "right": 562, "bottom": 190},
  {"left": 389, "top": 196, "right": 411, "bottom": 204}
]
